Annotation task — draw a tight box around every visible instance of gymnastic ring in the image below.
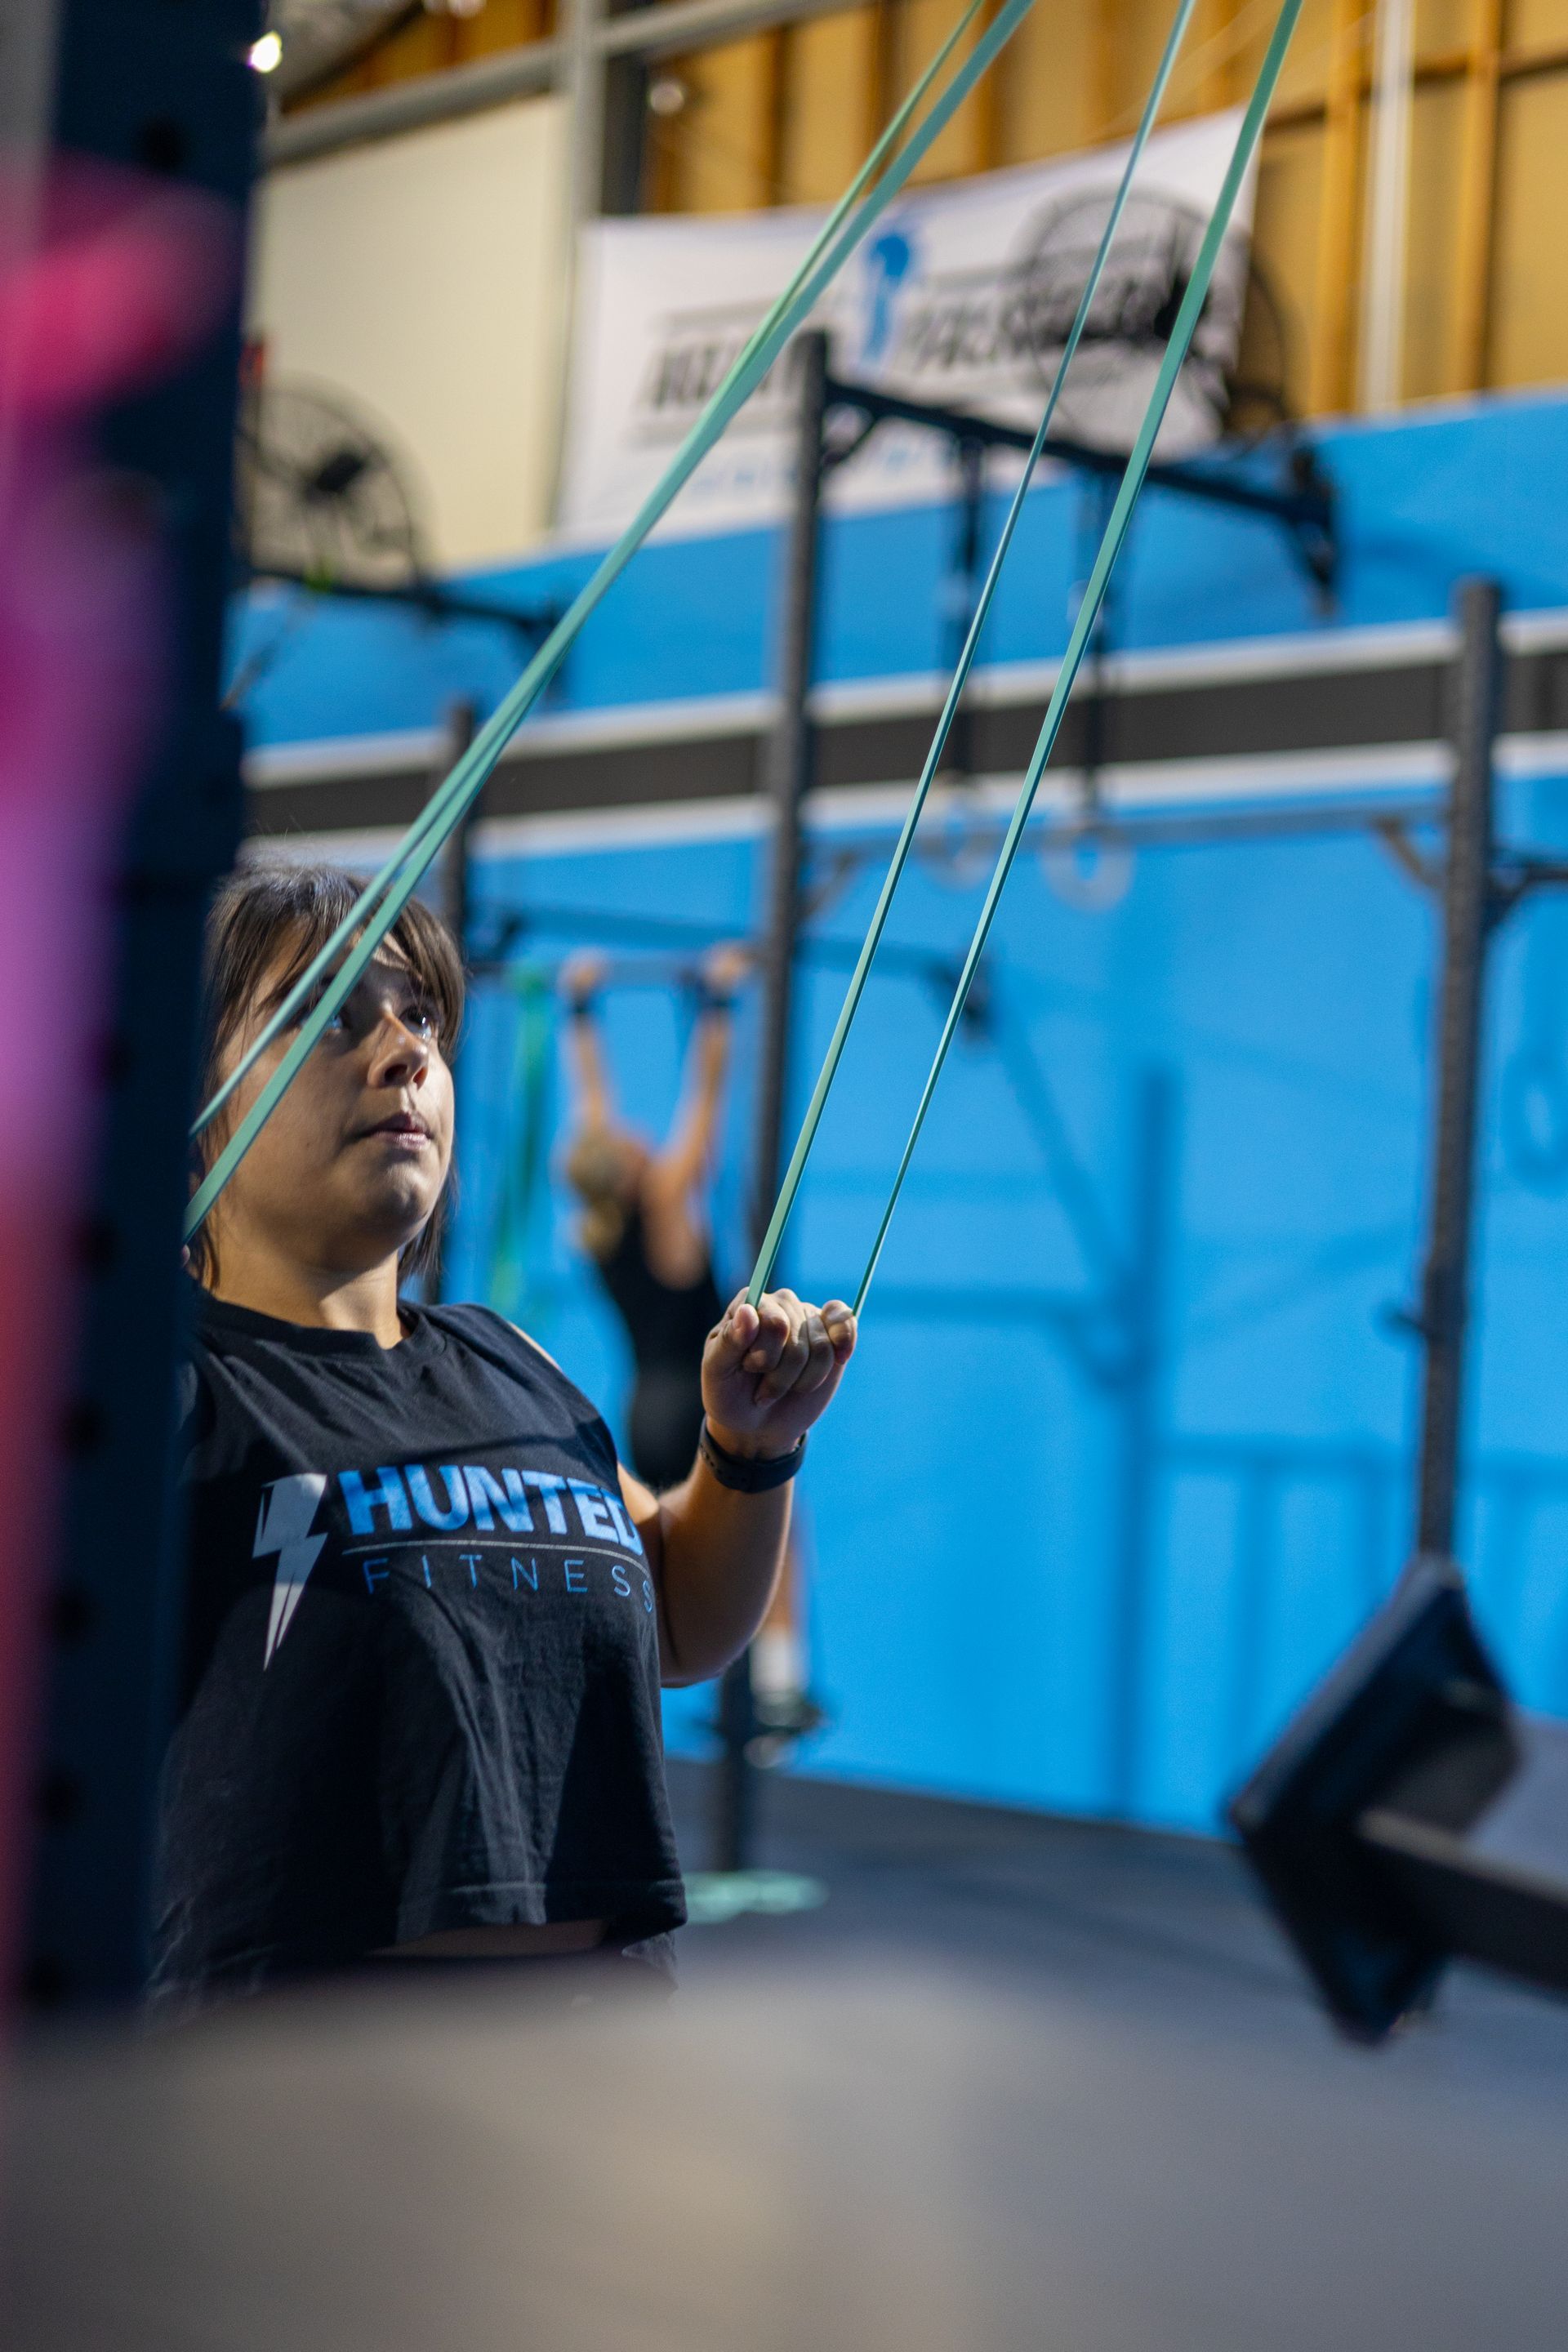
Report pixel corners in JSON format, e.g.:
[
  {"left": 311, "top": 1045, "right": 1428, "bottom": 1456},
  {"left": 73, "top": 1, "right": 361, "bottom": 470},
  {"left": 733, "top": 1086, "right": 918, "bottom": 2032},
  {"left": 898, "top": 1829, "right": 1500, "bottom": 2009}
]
[
  {"left": 1039, "top": 818, "right": 1134, "bottom": 911},
  {"left": 915, "top": 790, "right": 996, "bottom": 890}
]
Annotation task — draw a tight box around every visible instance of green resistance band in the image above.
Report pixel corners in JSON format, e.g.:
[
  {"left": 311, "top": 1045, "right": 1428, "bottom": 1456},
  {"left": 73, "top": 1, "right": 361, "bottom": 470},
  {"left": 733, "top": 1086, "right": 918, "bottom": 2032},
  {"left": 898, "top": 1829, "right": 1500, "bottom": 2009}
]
[
  {"left": 190, "top": 0, "right": 1023, "bottom": 1165},
  {"left": 849, "top": 0, "right": 1303, "bottom": 1317},
  {"left": 487, "top": 965, "right": 554, "bottom": 1322},
  {"left": 745, "top": 0, "right": 1200, "bottom": 1310},
  {"left": 185, "top": 0, "right": 1040, "bottom": 1244}
]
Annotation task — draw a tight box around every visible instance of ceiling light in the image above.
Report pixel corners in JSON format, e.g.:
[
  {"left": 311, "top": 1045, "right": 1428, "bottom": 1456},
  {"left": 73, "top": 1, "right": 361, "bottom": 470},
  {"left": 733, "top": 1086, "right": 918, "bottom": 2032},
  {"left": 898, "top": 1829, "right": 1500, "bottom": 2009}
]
[{"left": 248, "top": 30, "right": 283, "bottom": 72}]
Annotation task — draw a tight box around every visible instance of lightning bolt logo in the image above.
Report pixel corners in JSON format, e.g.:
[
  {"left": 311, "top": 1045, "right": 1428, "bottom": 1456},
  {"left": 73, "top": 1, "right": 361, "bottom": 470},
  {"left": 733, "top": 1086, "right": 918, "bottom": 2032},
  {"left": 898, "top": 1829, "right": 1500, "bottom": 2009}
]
[{"left": 253, "top": 1472, "right": 329, "bottom": 1668}]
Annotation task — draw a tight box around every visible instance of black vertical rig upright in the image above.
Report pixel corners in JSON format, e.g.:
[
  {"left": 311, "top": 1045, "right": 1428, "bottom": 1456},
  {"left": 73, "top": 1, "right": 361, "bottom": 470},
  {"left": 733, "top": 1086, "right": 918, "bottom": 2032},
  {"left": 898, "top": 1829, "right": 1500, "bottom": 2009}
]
[
  {"left": 22, "top": 0, "right": 264, "bottom": 2003},
  {"left": 712, "top": 327, "right": 829, "bottom": 1877},
  {"left": 1414, "top": 577, "right": 1504, "bottom": 1558},
  {"left": 437, "top": 697, "right": 481, "bottom": 966},
  {"left": 941, "top": 433, "right": 988, "bottom": 786}
]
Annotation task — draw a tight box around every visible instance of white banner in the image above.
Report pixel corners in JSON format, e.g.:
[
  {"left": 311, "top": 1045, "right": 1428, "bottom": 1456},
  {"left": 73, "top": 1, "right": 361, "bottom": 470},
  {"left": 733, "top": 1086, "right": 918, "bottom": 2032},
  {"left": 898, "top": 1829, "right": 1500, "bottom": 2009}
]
[{"left": 558, "top": 111, "right": 1255, "bottom": 544}]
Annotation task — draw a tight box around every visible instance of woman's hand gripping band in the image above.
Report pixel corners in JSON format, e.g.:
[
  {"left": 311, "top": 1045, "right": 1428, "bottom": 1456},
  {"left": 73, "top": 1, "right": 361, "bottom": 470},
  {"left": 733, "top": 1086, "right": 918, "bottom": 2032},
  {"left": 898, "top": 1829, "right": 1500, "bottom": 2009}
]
[{"left": 701, "top": 1289, "right": 857, "bottom": 1464}]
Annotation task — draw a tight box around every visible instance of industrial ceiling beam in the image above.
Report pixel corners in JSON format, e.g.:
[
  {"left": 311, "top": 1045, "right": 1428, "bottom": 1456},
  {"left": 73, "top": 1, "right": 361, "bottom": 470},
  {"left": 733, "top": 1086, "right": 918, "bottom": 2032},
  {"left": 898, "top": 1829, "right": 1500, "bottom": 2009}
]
[
  {"left": 264, "top": 0, "right": 867, "bottom": 165},
  {"left": 265, "top": 33, "right": 563, "bottom": 164},
  {"left": 597, "top": 0, "right": 857, "bottom": 60}
]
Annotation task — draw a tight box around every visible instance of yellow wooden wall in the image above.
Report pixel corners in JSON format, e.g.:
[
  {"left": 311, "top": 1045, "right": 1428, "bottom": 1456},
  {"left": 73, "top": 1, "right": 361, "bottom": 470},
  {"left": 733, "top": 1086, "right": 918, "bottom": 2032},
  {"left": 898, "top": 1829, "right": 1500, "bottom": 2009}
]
[
  {"left": 288, "top": 0, "right": 1568, "bottom": 417},
  {"left": 296, "top": 0, "right": 557, "bottom": 100}
]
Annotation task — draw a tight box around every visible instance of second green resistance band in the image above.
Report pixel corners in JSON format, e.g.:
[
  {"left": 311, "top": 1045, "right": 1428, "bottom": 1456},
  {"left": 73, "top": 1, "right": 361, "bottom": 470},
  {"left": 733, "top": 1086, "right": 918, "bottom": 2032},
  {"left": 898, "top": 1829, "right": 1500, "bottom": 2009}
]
[
  {"left": 746, "top": 0, "right": 1200, "bottom": 1307},
  {"left": 851, "top": 0, "right": 1303, "bottom": 1316}
]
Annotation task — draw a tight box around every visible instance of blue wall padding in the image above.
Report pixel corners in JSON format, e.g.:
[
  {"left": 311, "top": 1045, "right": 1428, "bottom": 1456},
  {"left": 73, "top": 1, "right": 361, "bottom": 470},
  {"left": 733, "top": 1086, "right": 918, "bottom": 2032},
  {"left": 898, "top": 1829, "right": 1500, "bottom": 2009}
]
[
  {"left": 444, "top": 775, "right": 1568, "bottom": 1834},
  {"left": 234, "top": 389, "right": 1568, "bottom": 746},
  {"left": 235, "top": 388, "right": 1568, "bottom": 1834}
]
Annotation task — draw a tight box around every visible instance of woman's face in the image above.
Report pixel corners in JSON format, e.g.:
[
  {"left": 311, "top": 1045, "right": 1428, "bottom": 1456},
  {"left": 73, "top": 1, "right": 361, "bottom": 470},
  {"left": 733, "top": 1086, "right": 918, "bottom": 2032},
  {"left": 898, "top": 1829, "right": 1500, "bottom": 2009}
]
[{"left": 207, "top": 942, "right": 454, "bottom": 1277}]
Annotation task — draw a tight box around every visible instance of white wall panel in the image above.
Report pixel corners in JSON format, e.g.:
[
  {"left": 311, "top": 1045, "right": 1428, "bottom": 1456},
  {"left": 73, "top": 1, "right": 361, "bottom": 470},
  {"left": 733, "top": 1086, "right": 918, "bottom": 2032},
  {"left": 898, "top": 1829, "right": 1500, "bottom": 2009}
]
[{"left": 252, "top": 96, "right": 568, "bottom": 568}]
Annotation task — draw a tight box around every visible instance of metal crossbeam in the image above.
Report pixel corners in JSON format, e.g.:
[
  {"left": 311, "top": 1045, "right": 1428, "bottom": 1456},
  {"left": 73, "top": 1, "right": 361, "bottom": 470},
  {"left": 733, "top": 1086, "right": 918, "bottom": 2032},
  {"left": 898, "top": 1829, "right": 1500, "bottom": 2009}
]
[
  {"left": 264, "top": 0, "right": 864, "bottom": 167},
  {"left": 245, "top": 565, "right": 561, "bottom": 652},
  {"left": 598, "top": 0, "right": 857, "bottom": 60},
  {"left": 823, "top": 373, "right": 1337, "bottom": 592}
]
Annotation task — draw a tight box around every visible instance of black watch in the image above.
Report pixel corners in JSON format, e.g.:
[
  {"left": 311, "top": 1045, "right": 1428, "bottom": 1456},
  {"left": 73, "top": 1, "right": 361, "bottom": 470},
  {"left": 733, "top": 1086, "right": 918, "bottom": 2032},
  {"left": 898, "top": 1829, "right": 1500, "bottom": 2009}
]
[{"left": 698, "top": 1418, "right": 806, "bottom": 1492}]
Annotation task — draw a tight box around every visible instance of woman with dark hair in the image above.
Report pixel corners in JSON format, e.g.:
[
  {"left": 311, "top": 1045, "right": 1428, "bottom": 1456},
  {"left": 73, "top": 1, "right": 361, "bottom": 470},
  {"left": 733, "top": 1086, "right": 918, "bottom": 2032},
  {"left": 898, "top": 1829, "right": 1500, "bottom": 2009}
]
[{"left": 154, "top": 864, "right": 855, "bottom": 2008}]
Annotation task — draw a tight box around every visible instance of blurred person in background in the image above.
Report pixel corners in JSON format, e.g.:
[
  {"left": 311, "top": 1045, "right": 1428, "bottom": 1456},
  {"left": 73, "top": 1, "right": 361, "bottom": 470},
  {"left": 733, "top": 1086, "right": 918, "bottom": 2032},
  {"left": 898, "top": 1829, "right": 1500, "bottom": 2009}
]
[
  {"left": 154, "top": 866, "right": 856, "bottom": 2011},
  {"left": 562, "top": 947, "right": 823, "bottom": 1743}
]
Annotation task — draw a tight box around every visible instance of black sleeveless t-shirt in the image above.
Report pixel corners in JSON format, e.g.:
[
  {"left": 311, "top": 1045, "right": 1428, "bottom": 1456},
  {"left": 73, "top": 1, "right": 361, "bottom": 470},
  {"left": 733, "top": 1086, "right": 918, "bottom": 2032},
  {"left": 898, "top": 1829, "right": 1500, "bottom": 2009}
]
[
  {"left": 595, "top": 1200, "right": 724, "bottom": 1377},
  {"left": 149, "top": 1285, "right": 685, "bottom": 2006}
]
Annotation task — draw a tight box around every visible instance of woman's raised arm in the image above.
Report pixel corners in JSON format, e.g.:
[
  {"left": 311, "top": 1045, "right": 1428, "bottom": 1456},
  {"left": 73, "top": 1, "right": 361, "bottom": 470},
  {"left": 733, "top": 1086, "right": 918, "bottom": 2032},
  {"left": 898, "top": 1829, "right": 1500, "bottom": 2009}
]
[{"left": 619, "top": 1286, "right": 855, "bottom": 1684}]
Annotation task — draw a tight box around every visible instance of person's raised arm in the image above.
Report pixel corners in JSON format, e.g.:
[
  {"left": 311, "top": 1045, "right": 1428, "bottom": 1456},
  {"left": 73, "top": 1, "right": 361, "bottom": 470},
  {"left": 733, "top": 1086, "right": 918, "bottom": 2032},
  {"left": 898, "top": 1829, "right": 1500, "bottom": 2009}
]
[
  {"left": 653, "top": 944, "right": 750, "bottom": 1199},
  {"left": 559, "top": 951, "right": 616, "bottom": 1137},
  {"left": 618, "top": 1285, "right": 855, "bottom": 1684}
]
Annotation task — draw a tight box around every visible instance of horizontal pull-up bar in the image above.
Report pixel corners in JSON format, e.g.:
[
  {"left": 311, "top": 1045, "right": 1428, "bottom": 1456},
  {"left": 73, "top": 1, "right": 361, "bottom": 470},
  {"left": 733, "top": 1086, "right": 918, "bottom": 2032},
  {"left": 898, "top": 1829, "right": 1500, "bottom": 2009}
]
[
  {"left": 823, "top": 372, "right": 1336, "bottom": 559},
  {"left": 244, "top": 564, "right": 562, "bottom": 650},
  {"left": 472, "top": 902, "right": 989, "bottom": 1013}
]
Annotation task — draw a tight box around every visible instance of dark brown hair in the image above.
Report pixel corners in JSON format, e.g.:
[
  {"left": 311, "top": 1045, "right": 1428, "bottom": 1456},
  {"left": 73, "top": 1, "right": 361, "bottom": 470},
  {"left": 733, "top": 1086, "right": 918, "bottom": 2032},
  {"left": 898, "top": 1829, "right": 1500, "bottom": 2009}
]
[{"left": 189, "top": 860, "right": 465, "bottom": 1287}]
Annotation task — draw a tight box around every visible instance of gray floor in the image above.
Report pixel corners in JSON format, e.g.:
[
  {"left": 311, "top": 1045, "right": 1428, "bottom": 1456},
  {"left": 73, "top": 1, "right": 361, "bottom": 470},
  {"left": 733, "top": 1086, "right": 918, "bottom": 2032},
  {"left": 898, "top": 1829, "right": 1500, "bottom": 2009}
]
[
  {"left": 666, "top": 1751, "right": 1568, "bottom": 2100},
  {"left": 8, "top": 1761, "right": 1568, "bottom": 2351}
]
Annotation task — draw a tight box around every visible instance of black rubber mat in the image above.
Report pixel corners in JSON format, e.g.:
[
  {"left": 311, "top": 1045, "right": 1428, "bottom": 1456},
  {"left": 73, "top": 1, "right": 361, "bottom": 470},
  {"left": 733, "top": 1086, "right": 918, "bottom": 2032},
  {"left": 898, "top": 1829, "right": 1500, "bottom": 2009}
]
[{"left": 666, "top": 1755, "right": 1568, "bottom": 2088}]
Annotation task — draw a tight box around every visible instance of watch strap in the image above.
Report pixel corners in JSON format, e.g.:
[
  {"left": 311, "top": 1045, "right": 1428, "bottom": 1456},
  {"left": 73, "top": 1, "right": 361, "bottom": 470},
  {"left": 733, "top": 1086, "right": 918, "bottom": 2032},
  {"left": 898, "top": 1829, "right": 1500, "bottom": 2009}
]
[{"left": 698, "top": 1418, "right": 806, "bottom": 1492}]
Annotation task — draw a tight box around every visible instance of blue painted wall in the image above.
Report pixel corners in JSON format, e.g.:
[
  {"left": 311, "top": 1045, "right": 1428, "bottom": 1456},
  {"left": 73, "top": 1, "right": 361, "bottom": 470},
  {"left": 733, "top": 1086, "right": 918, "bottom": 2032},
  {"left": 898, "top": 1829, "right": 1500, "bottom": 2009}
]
[
  {"left": 235, "top": 388, "right": 1568, "bottom": 1833},
  {"left": 234, "top": 386, "right": 1568, "bottom": 745}
]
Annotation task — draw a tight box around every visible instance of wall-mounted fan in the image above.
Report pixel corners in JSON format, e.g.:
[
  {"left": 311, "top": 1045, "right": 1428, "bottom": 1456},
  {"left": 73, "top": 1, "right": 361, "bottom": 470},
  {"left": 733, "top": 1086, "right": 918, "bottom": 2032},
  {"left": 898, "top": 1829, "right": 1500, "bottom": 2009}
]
[
  {"left": 226, "top": 370, "right": 561, "bottom": 713},
  {"left": 235, "top": 377, "right": 428, "bottom": 593}
]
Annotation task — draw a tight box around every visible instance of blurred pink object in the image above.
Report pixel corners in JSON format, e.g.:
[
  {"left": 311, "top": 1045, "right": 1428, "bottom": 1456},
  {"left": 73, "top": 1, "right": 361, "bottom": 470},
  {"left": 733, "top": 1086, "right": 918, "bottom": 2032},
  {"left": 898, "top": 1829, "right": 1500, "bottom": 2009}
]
[{"left": 0, "top": 159, "right": 234, "bottom": 1988}]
